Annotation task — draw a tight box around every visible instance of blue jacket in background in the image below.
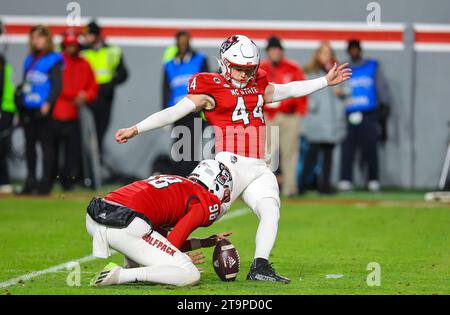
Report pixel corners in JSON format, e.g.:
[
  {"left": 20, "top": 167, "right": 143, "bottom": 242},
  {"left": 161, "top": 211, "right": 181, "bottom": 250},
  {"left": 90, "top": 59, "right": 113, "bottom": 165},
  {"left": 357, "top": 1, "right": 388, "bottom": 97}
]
[
  {"left": 346, "top": 59, "right": 378, "bottom": 113},
  {"left": 164, "top": 52, "right": 207, "bottom": 108},
  {"left": 22, "top": 51, "right": 63, "bottom": 109}
]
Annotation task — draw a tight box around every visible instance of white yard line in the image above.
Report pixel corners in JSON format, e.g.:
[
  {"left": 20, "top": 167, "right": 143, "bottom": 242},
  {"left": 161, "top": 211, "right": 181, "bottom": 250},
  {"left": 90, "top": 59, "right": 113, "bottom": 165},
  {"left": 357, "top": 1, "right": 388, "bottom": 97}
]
[
  {"left": 0, "top": 255, "right": 97, "bottom": 288},
  {"left": 0, "top": 207, "right": 250, "bottom": 289},
  {"left": 219, "top": 207, "right": 251, "bottom": 222}
]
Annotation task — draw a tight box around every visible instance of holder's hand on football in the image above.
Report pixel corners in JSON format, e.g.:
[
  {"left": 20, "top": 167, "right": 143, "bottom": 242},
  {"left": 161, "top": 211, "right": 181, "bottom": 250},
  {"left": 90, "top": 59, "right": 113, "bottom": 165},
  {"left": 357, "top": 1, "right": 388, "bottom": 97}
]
[
  {"left": 200, "top": 232, "right": 233, "bottom": 248},
  {"left": 115, "top": 126, "right": 138, "bottom": 144},
  {"left": 325, "top": 62, "right": 352, "bottom": 86},
  {"left": 187, "top": 251, "right": 205, "bottom": 272}
]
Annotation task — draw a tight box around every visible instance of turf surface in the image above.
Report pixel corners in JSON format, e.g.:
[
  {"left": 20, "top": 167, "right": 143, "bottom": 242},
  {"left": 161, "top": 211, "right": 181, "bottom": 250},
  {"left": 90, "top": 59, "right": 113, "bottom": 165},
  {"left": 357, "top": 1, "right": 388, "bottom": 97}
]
[{"left": 0, "top": 189, "right": 449, "bottom": 295}]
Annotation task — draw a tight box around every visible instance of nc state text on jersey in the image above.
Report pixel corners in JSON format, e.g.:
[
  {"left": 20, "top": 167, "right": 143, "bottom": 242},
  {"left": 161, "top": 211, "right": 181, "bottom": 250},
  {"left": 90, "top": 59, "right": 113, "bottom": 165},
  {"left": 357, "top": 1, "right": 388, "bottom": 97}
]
[{"left": 230, "top": 87, "right": 259, "bottom": 95}]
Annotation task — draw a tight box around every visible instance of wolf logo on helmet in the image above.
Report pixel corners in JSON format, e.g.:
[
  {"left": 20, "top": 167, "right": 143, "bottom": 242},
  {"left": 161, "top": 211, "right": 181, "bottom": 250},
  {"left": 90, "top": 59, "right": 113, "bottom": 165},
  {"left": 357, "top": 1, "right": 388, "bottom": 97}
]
[
  {"left": 188, "top": 160, "right": 233, "bottom": 204},
  {"left": 217, "top": 162, "right": 232, "bottom": 185},
  {"left": 220, "top": 35, "right": 239, "bottom": 54},
  {"left": 216, "top": 163, "right": 232, "bottom": 203}
]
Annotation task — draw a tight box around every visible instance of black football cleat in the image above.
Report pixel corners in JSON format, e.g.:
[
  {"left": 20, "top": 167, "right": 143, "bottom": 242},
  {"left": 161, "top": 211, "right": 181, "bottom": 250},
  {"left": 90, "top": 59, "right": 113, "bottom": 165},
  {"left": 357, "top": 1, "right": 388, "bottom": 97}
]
[{"left": 246, "top": 258, "right": 291, "bottom": 283}]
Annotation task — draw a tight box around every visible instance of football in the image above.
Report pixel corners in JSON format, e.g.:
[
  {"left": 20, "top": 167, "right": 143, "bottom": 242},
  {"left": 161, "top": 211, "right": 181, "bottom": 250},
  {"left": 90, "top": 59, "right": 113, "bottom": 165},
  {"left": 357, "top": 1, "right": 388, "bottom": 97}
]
[{"left": 212, "top": 239, "right": 240, "bottom": 281}]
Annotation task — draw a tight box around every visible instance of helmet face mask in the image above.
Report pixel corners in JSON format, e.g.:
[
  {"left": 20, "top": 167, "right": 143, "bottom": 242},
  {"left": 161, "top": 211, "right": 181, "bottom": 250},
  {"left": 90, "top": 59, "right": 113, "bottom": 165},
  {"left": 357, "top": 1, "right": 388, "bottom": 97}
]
[
  {"left": 219, "top": 35, "right": 260, "bottom": 89},
  {"left": 228, "top": 61, "right": 259, "bottom": 89}
]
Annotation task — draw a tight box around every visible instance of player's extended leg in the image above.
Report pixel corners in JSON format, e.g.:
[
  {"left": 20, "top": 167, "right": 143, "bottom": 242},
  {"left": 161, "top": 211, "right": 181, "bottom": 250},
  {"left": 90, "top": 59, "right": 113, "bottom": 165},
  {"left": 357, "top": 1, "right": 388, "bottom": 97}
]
[
  {"left": 86, "top": 215, "right": 200, "bottom": 287},
  {"left": 215, "top": 151, "right": 254, "bottom": 212},
  {"left": 241, "top": 169, "right": 290, "bottom": 283}
]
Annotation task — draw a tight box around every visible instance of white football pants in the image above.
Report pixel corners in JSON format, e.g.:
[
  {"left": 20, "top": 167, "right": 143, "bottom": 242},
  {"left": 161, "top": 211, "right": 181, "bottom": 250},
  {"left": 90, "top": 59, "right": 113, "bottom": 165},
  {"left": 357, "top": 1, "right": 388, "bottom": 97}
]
[
  {"left": 86, "top": 214, "right": 200, "bottom": 286},
  {"left": 215, "top": 151, "right": 281, "bottom": 260}
]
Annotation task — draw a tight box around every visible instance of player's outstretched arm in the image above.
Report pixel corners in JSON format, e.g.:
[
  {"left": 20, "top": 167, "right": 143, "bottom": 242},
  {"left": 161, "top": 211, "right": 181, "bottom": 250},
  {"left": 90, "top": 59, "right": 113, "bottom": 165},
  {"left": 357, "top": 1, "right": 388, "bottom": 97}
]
[
  {"left": 197, "top": 232, "right": 233, "bottom": 248},
  {"left": 115, "top": 94, "right": 209, "bottom": 144},
  {"left": 180, "top": 232, "right": 233, "bottom": 252},
  {"left": 265, "top": 62, "right": 352, "bottom": 103},
  {"left": 325, "top": 62, "right": 352, "bottom": 86}
]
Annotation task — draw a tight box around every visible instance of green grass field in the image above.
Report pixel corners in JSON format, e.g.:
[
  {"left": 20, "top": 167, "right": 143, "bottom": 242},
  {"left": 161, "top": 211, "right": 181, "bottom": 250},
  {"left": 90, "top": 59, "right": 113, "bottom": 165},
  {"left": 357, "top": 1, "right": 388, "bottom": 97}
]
[{"left": 0, "top": 188, "right": 449, "bottom": 295}]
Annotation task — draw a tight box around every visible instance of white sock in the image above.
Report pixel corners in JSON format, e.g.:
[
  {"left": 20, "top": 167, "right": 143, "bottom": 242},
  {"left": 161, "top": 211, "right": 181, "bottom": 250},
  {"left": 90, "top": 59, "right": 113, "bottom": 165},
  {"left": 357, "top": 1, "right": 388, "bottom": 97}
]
[
  {"left": 118, "top": 265, "right": 200, "bottom": 287},
  {"left": 254, "top": 197, "right": 280, "bottom": 260}
]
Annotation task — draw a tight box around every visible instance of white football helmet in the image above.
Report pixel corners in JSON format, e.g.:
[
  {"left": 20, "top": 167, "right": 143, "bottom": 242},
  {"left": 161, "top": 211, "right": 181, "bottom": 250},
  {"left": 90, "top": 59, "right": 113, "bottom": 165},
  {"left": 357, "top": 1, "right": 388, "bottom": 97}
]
[
  {"left": 219, "top": 34, "right": 260, "bottom": 89},
  {"left": 188, "top": 160, "right": 233, "bottom": 205}
]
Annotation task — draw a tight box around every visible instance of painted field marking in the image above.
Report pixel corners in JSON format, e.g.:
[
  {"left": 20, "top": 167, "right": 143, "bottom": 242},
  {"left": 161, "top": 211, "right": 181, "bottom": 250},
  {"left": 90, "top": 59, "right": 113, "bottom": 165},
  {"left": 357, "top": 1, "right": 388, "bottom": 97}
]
[
  {"left": 326, "top": 274, "right": 345, "bottom": 279},
  {"left": 219, "top": 207, "right": 251, "bottom": 222},
  {"left": 0, "top": 254, "right": 97, "bottom": 289}
]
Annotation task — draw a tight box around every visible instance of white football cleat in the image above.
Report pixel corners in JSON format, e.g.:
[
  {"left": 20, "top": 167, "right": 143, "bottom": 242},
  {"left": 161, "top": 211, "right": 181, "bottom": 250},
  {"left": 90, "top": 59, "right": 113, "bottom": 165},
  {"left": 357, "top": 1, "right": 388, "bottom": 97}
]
[
  {"left": 338, "top": 180, "right": 353, "bottom": 192},
  {"left": 90, "top": 262, "right": 121, "bottom": 286},
  {"left": 368, "top": 180, "right": 380, "bottom": 192}
]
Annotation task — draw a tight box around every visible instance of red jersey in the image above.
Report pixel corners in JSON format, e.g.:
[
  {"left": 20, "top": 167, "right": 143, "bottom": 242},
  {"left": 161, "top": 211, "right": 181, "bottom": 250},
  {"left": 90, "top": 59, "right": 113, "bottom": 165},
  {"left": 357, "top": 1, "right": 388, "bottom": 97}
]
[
  {"left": 52, "top": 52, "right": 98, "bottom": 121},
  {"left": 260, "top": 58, "right": 307, "bottom": 119},
  {"left": 188, "top": 70, "right": 269, "bottom": 159},
  {"left": 104, "top": 175, "right": 221, "bottom": 249}
]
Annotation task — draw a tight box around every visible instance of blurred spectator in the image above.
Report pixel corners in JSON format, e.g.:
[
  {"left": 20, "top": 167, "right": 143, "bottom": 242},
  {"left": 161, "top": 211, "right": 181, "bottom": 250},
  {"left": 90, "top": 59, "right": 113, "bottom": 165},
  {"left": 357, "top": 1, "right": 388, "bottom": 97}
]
[
  {"left": 44, "top": 29, "right": 98, "bottom": 192},
  {"left": 162, "top": 30, "right": 209, "bottom": 176},
  {"left": 81, "top": 20, "right": 128, "bottom": 157},
  {"left": 261, "top": 36, "right": 306, "bottom": 197},
  {"left": 338, "top": 39, "right": 391, "bottom": 192},
  {"left": 299, "top": 42, "right": 349, "bottom": 195},
  {"left": 162, "top": 44, "right": 178, "bottom": 63},
  {"left": 0, "top": 21, "right": 17, "bottom": 194},
  {"left": 15, "top": 25, "right": 63, "bottom": 195}
]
